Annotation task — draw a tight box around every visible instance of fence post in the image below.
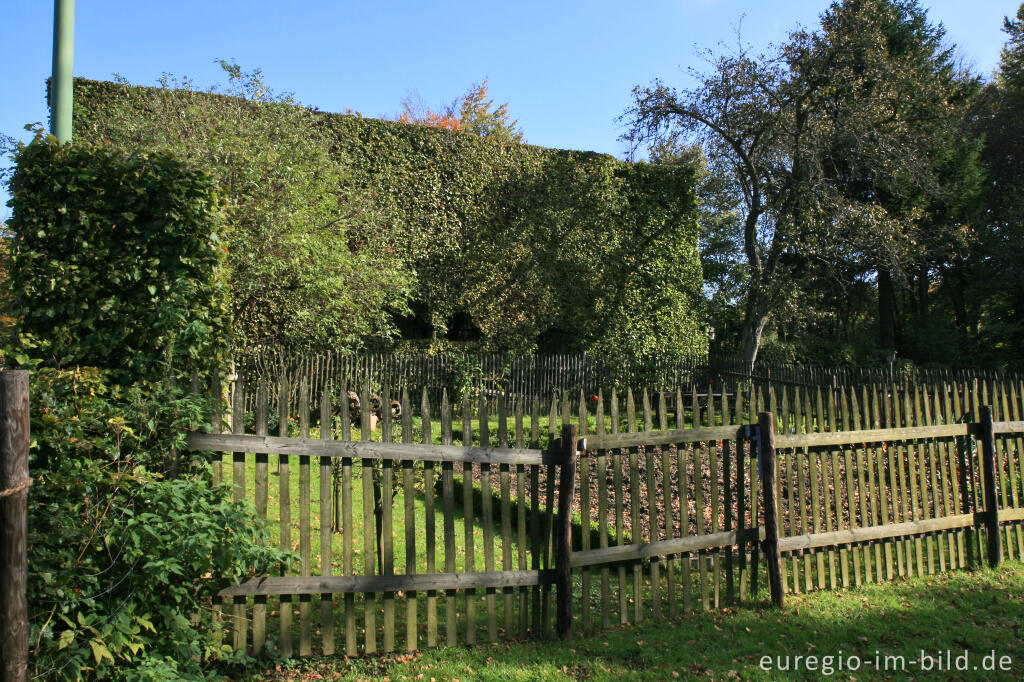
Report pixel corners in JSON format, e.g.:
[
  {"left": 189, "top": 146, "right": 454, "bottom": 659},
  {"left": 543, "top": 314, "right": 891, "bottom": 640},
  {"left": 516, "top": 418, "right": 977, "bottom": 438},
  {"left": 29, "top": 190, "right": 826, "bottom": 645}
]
[
  {"left": 555, "top": 423, "right": 578, "bottom": 639},
  {"left": 758, "top": 411, "right": 784, "bottom": 606},
  {"left": 978, "top": 405, "right": 1001, "bottom": 569},
  {"left": 1, "top": 370, "right": 30, "bottom": 682}
]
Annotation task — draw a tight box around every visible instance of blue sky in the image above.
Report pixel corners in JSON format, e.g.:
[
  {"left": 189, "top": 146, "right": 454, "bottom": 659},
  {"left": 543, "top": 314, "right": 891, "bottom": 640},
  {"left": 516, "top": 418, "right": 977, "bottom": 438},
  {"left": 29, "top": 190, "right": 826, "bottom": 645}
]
[{"left": 0, "top": 1, "right": 1017, "bottom": 212}]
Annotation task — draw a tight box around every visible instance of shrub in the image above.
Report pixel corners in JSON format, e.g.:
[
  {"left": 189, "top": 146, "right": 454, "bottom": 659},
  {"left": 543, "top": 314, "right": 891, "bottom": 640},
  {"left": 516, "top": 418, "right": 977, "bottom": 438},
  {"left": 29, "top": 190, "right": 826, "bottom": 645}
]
[
  {"left": 27, "top": 368, "right": 287, "bottom": 680},
  {"left": 6, "top": 133, "right": 228, "bottom": 383}
]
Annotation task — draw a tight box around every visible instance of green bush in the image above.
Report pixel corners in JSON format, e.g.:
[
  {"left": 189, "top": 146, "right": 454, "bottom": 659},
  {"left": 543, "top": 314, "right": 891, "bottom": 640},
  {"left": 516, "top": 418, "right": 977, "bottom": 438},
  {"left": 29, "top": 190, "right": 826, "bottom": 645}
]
[
  {"left": 27, "top": 368, "right": 287, "bottom": 680},
  {"left": 6, "top": 133, "right": 228, "bottom": 383}
]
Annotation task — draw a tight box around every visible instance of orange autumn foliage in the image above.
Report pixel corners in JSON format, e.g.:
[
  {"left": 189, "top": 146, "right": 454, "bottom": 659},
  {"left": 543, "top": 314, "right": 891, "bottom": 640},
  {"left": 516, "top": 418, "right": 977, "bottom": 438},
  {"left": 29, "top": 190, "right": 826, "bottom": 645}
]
[{"left": 396, "top": 79, "right": 523, "bottom": 142}]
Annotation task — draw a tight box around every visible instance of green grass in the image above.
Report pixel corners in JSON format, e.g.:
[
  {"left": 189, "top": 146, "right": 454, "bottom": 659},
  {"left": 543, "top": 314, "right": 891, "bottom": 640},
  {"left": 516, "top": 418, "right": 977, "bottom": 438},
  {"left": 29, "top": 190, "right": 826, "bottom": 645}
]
[
  {"left": 218, "top": 403, "right": 694, "bottom": 576},
  {"left": 214, "top": 453, "right": 537, "bottom": 578},
  {"left": 240, "top": 561, "right": 1024, "bottom": 681}
]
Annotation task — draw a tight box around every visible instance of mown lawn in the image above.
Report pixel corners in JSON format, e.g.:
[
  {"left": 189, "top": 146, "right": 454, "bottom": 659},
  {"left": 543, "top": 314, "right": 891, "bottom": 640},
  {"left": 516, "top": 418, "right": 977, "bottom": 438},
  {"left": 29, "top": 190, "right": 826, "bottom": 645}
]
[
  {"left": 211, "top": 401, "right": 715, "bottom": 578},
  {"left": 212, "top": 427, "right": 543, "bottom": 579},
  {"left": 240, "top": 561, "right": 1024, "bottom": 681}
]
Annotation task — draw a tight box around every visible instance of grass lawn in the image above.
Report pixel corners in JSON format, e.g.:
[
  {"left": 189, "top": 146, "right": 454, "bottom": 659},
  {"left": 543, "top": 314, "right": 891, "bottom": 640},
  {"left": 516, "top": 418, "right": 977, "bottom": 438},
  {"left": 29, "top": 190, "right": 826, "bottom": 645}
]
[
  {"left": 213, "top": 439, "right": 541, "bottom": 579},
  {"left": 214, "top": 402, "right": 711, "bottom": 578},
  {"left": 240, "top": 561, "right": 1024, "bottom": 681},
  {"left": 215, "top": 404, "right": 611, "bottom": 578}
]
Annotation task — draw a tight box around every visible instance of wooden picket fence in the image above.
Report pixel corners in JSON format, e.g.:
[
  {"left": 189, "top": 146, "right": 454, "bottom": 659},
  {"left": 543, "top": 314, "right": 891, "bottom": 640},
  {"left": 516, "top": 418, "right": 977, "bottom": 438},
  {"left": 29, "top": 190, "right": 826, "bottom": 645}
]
[
  {"left": 188, "top": 375, "right": 567, "bottom": 656},
  {"left": 184, "top": 372, "right": 1024, "bottom": 657},
  {"left": 233, "top": 350, "right": 1024, "bottom": 409},
  {"left": 233, "top": 350, "right": 716, "bottom": 409},
  {"left": 756, "top": 379, "right": 1024, "bottom": 597}
]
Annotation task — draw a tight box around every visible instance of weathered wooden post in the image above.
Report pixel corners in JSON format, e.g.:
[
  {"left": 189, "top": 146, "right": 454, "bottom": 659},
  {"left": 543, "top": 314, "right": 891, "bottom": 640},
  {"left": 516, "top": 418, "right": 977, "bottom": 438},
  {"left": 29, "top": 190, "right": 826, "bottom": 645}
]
[
  {"left": 758, "top": 411, "right": 784, "bottom": 606},
  {"left": 555, "top": 423, "right": 578, "bottom": 639},
  {"left": 1, "top": 370, "right": 30, "bottom": 682},
  {"left": 978, "top": 405, "right": 1001, "bottom": 568}
]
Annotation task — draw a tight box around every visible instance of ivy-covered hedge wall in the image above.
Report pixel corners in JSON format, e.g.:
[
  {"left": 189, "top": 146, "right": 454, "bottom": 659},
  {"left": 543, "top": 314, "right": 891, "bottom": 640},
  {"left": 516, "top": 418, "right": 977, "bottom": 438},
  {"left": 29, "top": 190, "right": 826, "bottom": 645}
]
[{"left": 71, "top": 76, "right": 706, "bottom": 355}]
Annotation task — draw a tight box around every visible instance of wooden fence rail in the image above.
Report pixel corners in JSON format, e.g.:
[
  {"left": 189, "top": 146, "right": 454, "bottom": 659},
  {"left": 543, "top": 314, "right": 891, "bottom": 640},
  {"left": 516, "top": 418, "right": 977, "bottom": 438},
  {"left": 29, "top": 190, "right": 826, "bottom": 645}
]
[{"left": 182, "top": 371, "right": 1024, "bottom": 656}]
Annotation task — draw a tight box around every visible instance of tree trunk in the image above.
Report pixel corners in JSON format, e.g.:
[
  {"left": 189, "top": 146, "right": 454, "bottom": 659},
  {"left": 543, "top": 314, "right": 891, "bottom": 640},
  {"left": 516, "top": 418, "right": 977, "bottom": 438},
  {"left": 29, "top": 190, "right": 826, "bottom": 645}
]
[
  {"left": 916, "top": 264, "right": 929, "bottom": 329},
  {"left": 943, "top": 261, "right": 970, "bottom": 357},
  {"left": 739, "top": 295, "right": 771, "bottom": 376},
  {"left": 878, "top": 267, "right": 897, "bottom": 352}
]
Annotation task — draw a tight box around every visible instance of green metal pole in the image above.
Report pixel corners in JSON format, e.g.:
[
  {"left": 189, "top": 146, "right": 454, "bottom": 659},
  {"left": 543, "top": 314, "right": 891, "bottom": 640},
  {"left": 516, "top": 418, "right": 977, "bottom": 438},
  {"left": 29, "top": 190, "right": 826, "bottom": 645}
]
[{"left": 51, "top": 0, "right": 74, "bottom": 142}]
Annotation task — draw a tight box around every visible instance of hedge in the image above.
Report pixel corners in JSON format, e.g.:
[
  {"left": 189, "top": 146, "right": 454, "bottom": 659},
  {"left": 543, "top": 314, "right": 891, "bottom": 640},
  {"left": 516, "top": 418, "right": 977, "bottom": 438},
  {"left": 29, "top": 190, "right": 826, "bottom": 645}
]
[
  {"left": 6, "top": 134, "right": 228, "bottom": 382},
  {"left": 70, "top": 76, "right": 707, "bottom": 355}
]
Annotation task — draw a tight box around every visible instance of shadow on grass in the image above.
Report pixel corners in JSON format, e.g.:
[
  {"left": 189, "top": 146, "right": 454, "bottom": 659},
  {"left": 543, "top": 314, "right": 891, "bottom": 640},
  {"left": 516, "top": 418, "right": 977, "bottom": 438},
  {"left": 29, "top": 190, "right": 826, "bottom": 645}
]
[{"left": 246, "top": 561, "right": 1024, "bottom": 681}]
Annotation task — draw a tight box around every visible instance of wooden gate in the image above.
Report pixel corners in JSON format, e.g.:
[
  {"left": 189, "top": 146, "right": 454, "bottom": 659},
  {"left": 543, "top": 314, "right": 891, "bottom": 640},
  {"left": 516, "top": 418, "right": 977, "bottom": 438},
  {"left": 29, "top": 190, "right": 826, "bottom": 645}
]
[
  {"left": 186, "top": 376, "right": 572, "bottom": 656},
  {"left": 568, "top": 387, "right": 760, "bottom": 626}
]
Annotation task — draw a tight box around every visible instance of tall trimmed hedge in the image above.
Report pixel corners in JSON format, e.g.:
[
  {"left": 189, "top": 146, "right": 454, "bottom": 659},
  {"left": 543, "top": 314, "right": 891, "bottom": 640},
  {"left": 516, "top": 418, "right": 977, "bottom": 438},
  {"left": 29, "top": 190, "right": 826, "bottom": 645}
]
[
  {"left": 7, "top": 134, "right": 228, "bottom": 382},
  {"left": 71, "top": 76, "right": 706, "bottom": 354}
]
